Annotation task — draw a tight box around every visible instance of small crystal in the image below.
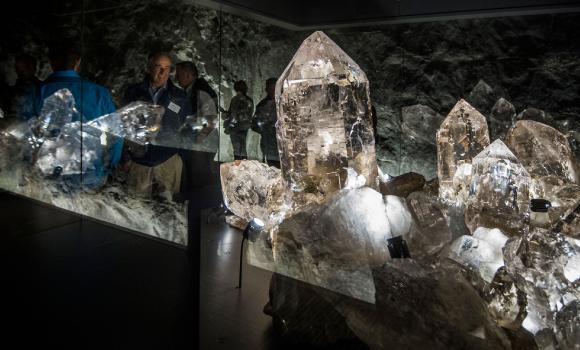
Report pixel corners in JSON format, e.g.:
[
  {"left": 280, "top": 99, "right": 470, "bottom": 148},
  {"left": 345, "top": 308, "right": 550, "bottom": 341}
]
[
  {"left": 487, "top": 267, "right": 526, "bottom": 330},
  {"left": 406, "top": 190, "right": 452, "bottom": 255},
  {"left": 488, "top": 98, "right": 516, "bottom": 141},
  {"left": 465, "top": 139, "right": 531, "bottom": 236},
  {"left": 379, "top": 171, "right": 425, "bottom": 198},
  {"left": 220, "top": 160, "right": 284, "bottom": 226},
  {"left": 448, "top": 235, "right": 505, "bottom": 283}
]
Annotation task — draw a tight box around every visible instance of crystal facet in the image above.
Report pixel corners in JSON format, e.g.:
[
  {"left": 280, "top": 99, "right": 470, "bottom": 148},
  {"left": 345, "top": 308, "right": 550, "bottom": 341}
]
[
  {"left": 272, "top": 187, "right": 390, "bottom": 303},
  {"left": 465, "top": 139, "right": 531, "bottom": 235},
  {"left": 437, "top": 99, "right": 490, "bottom": 205},
  {"left": 88, "top": 101, "right": 164, "bottom": 146},
  {"left": 506, "top": 120, "right": 577, "bottom": 184},
  {"left": 33, "top": 89, "right": 77, "bottom": 141},
  {"left": 447, "top": 234, "right": 505, "bottom": 283}
]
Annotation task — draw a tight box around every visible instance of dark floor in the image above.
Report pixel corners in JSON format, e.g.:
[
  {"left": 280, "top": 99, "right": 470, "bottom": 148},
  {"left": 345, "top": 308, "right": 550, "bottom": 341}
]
[{"left": 0, "top": 190, "right": 285, "bottom": 349}]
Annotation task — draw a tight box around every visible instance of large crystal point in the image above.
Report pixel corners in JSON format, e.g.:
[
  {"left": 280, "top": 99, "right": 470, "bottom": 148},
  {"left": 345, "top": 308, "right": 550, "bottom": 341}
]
[
  {"left": 506, "top": 120, "right": 577, "bottom": 184},
  {"left": 465, "top": 139, "right": 531, "bottom": 235},
  {"left": 437, "top": 99, "right": 490, "bottom": 205},
  {"left": 88, "top": 102, "right": 163, "bottom": 146},
  {"left": 34, "top": 89, "right": 78, "bottom": 141},
  {"left": 276, "top": 31, "right": 378, "bottom": 206}
]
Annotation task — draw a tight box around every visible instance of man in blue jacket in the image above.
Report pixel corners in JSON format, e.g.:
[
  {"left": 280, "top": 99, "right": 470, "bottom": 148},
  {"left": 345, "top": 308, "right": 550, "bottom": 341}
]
[
  {"left": 122, "top": 51, "right": 192, "bottom": 199},
  {"left": 34, "top": 43, "right": 122, "bottom": 189}
]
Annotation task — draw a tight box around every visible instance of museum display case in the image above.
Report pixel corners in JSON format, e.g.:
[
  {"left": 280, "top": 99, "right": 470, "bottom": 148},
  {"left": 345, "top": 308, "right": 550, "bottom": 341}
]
[{"left": 0, "top": 1, "right": 579, "bottom": 349}]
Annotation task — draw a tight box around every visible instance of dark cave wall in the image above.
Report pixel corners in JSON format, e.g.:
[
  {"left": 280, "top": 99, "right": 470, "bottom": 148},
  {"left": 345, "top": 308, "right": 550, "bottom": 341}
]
[{"left": 1, "top": 0, "right": 579, "bottom": 177}]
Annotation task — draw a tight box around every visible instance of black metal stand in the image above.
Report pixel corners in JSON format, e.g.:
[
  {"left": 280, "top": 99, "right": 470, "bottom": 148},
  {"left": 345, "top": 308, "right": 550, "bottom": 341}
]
[{"left": 237, "top": 236, "right": 246, "bottom": 289}]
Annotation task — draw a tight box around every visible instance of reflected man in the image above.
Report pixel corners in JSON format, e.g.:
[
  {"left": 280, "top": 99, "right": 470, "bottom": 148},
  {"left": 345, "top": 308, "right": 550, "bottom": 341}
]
[
  {"left": 34, "top": 43, "right": 121, "bottom": 188},
  {"left": 122, "top": 51, "right": 192, "bottom": 200},
  {"left": 224, "top": 80, "right": 253, "bottom": 160},
  {"left": 252, "top": 77, "right": 279, "bottom": 168},
  {"left": 175, "top": 61, "right": 220, "bottom": 193}
]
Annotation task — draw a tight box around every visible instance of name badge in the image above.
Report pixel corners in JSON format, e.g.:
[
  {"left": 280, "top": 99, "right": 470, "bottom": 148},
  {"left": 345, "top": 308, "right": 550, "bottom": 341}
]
[{"left": 168, "top": 101, "right": 181, "bottom": 114}]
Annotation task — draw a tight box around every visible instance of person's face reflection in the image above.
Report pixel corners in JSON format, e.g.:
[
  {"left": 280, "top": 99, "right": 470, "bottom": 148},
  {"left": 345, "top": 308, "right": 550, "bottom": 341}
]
[
  {"left": 149, "top": 55, "right": 171, "bottom": 88},
  {"left": 175, "top": 66, "right": 194, "bottom": 89}
]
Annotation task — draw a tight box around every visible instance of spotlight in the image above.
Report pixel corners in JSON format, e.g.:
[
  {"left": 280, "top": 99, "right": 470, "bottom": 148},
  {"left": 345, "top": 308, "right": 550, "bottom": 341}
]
[
  {"left": 530, "top": 198, "right": 551, "bottom": 212},
  {"left": 52, "top": 166, "right": 63, "bottom": 178},
  {"left": 243, "top": 218, "right": 265, "bottom": 242},
  {"left": 530, "top": 198, "right": 552, "bottom": 226},
  {"left": 387, "top": 235, "right": 411, "bottom": 259},
  {"left": 238, "top": 218, "right": 265, "bottom": 289}
]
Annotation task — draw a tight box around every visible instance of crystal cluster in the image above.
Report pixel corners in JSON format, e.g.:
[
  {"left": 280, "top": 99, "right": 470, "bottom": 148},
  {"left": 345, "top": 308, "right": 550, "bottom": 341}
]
[
  {"left": 276, "top": 31, "right": 378, "bottom": 207},
  {"left": 217, "top": 31, "right": 579, "bottom": 350}
]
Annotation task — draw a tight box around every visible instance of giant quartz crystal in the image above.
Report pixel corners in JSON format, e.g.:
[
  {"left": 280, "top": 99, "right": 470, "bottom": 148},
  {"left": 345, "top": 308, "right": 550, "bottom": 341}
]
[
  {"left": 465, "top": 139, "right": 531, "bottom": 235},
  {"left": 276, "top": 31, "right": 378, "bottom": 207},
  {"left": 437, "top": 99, "right": 490, "bottom": 205}
]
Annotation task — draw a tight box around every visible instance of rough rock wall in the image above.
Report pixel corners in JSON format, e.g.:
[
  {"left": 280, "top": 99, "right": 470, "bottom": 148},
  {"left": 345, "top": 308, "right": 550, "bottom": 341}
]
[{"left": 1, "top": 1, "right": 579, "bottom": 175}]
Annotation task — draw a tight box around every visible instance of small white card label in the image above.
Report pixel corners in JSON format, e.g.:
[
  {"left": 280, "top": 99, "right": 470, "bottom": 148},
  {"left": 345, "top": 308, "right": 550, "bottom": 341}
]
[{"left": 168, "top": 101, "right": 181, "bottom": 114}]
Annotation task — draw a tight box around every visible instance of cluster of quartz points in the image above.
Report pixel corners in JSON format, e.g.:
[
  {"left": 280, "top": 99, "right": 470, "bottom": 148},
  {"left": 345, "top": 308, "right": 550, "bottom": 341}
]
[
  {"left": 3, "top": 88, "right": 195, "bottom": 177},
  {"left": 219, "top": 30, "right": 579, "bottom": 350}
]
